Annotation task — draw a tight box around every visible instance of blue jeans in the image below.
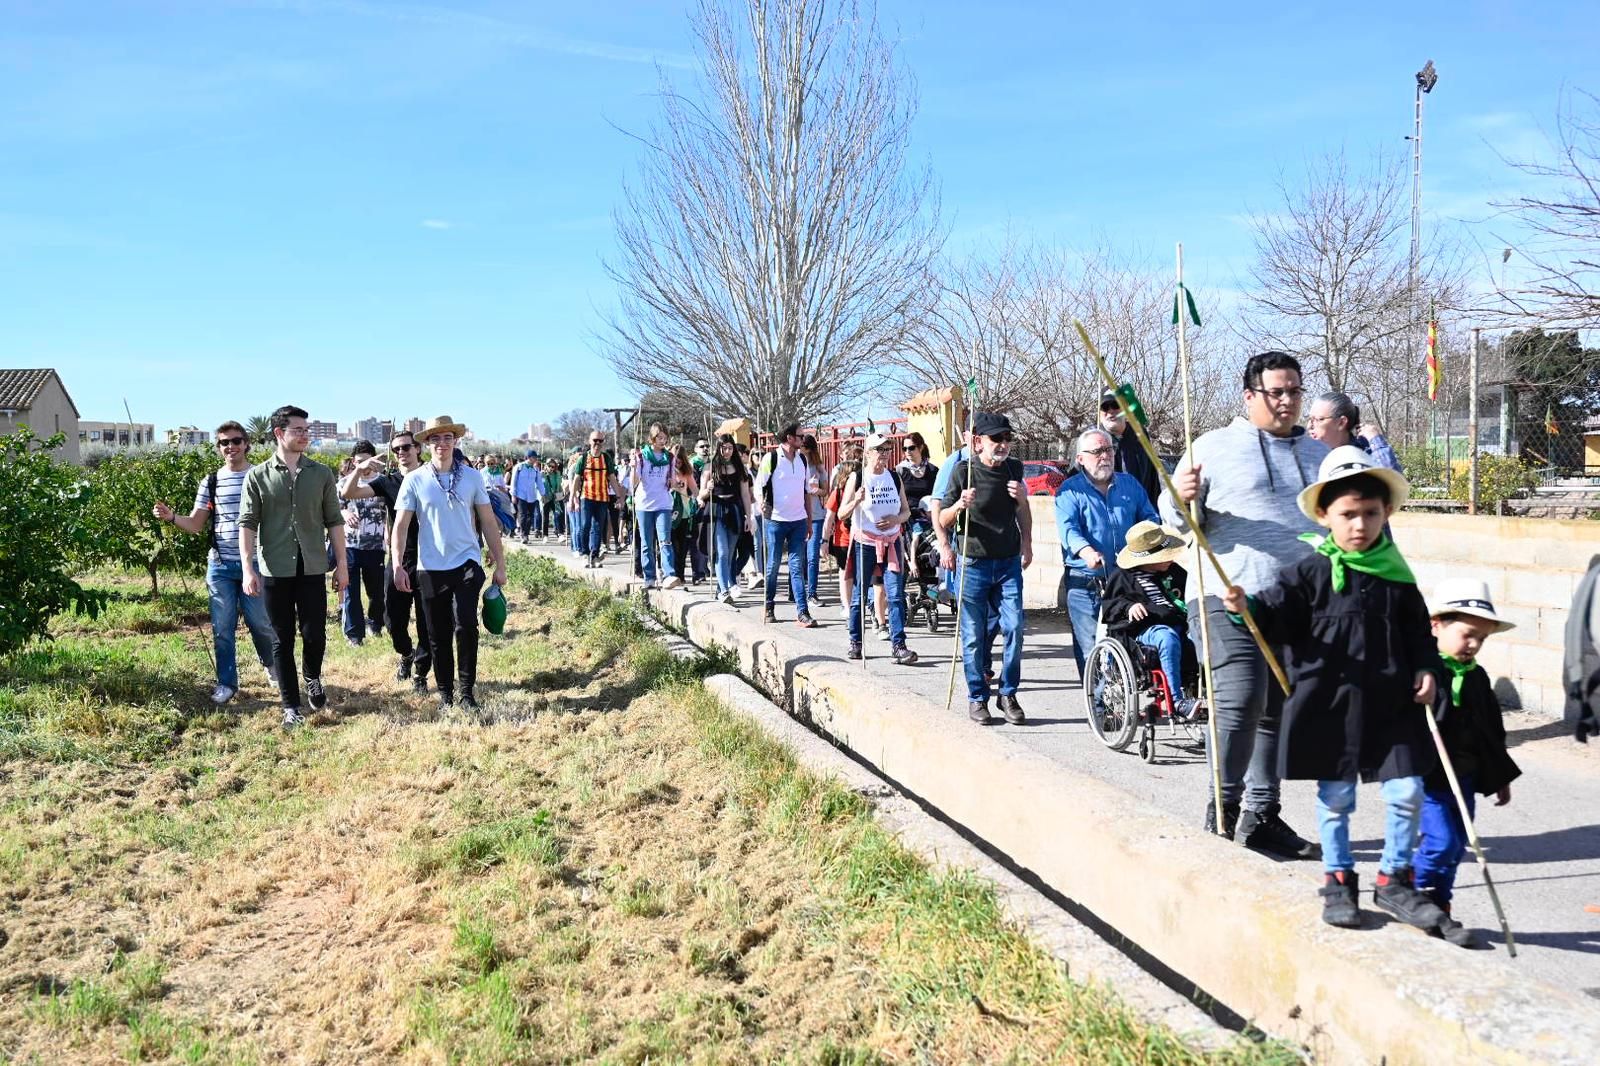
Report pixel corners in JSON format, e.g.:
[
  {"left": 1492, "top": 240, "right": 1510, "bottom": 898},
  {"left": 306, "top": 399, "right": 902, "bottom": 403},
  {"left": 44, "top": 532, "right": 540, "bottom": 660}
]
[
  {"left": 763, "top": 518, "right": 808, "bottom": 612},
  {"left": 1064, "top": 569, "right": 1103, "bottom": 675},
  {"left": 341, "top": 547, "right": 386, "bottom": 641},
  {"left": 1136, "top": 624, "right": 1186, "bottom": 701},
  {"left": 806, "top": 518, "right": 825, "bottom": 602},
  {"left": 1415, "top": 777, "right": 1475, "bottom": 904},
  {"left": 711, "top": 504, "right": 742, "bottom": 595},
  {"left": 1316, "top": 776, "right": 1424, "bottom": 874},
  {"left": 959, "top": 555, "right": 1024, "bottom": 702},
  {"left": 637, "top": 508, "right": 674, "bottom": 582},
  {"left": 207, "top": 557, "right": 277, "bottom": 690},
  {"left": 848, "top": 541, "right": 905, "bottom": 644},
  {"left": 580, "top": 499, "right": 609, "bottom": 557}
]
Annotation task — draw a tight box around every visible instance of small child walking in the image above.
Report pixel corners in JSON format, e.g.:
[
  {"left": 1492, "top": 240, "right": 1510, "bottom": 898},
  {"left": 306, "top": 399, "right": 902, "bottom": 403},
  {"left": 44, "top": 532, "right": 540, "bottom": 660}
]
[
  {"left": 1223, "top": 446, "right": 1445, "bottom": 932},
  {"left": 1418, "top": 578, "right": 1521, "bottom": 947},
  {"left": 1102, "top": 521, "right": 1204, "bottom": 719}
]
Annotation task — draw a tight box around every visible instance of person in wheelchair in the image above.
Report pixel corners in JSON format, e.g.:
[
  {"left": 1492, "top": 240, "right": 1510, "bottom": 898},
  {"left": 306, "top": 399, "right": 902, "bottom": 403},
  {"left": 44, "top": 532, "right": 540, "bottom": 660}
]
[{"left": 1101, "top": 521, "right": 1205, "bottom": 720}]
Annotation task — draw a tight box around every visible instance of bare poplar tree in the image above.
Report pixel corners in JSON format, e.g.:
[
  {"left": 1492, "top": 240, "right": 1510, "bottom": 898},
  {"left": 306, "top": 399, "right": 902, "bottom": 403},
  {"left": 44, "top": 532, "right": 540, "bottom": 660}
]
[
  {"left": 1241, "top": 147, "right": 1462, "bottom": 415},
  {"left": 599, "top": 0, "right": 942, "bottom": 428},
  {"left": 1490, "top": 91, "right": 1600, "bottom": 329}
]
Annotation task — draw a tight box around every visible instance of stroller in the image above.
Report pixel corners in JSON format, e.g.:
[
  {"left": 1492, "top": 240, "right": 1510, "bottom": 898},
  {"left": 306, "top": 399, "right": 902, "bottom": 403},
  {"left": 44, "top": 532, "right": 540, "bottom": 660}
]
[{"left": 903, "top": 515, "right": 954, "bottom": 632}]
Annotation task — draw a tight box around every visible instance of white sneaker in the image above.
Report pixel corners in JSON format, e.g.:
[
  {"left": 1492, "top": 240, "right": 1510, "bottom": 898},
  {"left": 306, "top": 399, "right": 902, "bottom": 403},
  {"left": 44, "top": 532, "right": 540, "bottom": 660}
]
[
  {"left": 662, "top": 576, "right": 685, "bottom": 590},
  {"left": 720, "top": 589, "right": 736, "bottom": 605},
  {"left": 210, "top": 684, "right": 237, "bottom": 706},
  {"left": 809, "top": 596, "right": 824, "bottom": 609},
  {"left": 878, "top": 626, "right": 891, "bottom": 642}
]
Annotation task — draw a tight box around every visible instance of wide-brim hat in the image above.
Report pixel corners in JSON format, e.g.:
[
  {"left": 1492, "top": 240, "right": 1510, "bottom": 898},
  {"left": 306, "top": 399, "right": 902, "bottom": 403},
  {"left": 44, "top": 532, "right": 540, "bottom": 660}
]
[
  {"left": 418, "top": 415, "right": 468, "bottom": 443},
  {"left": 1297, "top": 445, "right": 1410, "bottom": 522},
  {"left": 1429, "top": 578, "right": 1515, "bottom": 633},
  {"left": 1116, "top": 520, "right": 1190, "bottom": 569}
]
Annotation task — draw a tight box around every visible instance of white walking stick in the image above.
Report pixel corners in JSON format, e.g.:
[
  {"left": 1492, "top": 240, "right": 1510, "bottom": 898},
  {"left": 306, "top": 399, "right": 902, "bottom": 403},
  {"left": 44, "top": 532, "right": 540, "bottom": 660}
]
[{"left": 1422, "top": 708, "right": 1517, "bottom": 956}]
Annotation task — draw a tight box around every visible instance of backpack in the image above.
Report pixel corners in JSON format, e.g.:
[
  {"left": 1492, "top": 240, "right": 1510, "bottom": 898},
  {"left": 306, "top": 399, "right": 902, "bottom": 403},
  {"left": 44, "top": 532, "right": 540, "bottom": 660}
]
[
  {"left": 204, "top": 470, "right": 223, "bottom": 557},
  {"left": 759, "top": 449, "right": 809, "bottom": 513}
]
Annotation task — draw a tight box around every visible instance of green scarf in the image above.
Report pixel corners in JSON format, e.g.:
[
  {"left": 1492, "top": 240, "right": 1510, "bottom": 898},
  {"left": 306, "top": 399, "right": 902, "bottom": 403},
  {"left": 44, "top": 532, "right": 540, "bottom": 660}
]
[
  {"left": 1439, "top": 654, "right": 1475, "bottom": 707},
  {"left": 642, "top": 446, "right": 671, "bottom": 469},
  {"left": 1298, "top": 532, "right": 1414, "bottom": 593}
]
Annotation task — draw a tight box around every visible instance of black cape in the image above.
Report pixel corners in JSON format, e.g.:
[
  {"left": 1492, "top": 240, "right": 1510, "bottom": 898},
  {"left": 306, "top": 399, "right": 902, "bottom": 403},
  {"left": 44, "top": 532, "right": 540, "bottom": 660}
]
[{"left": 1425, "top": 661, "right": 1522, "bottom": 797}]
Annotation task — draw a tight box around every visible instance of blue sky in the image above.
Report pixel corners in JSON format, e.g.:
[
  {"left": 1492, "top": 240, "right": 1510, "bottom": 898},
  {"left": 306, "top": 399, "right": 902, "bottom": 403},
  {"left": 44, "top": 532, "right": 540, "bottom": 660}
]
[{"left": 2, "top": 1, "right": 1592, "bottom": 439}]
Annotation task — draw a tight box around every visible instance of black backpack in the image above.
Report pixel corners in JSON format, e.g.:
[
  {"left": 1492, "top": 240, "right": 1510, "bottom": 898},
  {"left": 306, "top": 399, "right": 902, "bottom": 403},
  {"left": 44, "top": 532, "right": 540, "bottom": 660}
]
[
  {"left": 205, "top": 470, "right": 223, "bottom": 557},
  {"left": 759, "top": 449, "right": 809, "bottom": 511}
]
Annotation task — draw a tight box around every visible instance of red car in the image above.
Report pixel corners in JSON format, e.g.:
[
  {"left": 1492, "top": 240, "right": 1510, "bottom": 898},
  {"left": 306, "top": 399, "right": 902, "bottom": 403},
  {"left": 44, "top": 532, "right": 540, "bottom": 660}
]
[{"left": 1022, "top": 460, "right": 1072, "bottom": 496}]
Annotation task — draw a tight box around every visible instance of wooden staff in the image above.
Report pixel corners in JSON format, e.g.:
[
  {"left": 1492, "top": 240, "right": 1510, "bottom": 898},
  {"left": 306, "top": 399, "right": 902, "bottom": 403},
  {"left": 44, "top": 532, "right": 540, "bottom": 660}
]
[
  {"left": 1175, "top": 245, "right": 1227, "bottom": 835},
  {"left": 944, "top": 390, "right": 978, "bottom": 710},
  {"left": 1423, "top": 707, "right": 1517, "bottom": 956},
  {"left": 1072, "top": 320, "right": 1291, "bottom": 696}
]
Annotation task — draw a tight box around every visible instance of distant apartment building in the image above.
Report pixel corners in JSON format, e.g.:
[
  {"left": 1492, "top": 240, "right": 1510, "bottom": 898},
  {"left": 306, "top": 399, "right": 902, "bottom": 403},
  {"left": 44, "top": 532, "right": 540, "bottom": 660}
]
[
  {"left": 306, "top": 420, "right": 339, "bottom": 442},
  {"left": 354, "top": 417, "right": 395, "bottom": 445},
  {"left": 404, "top": 417, "right": 426, "bottom": 436},
  {"left": 0, "top": 368, "right": 81, "bottom": 463},
  {"left": 167, "top": 426, "right": 210, "bottom": 447},
  {"left": 81, "top": 420, "right": 156, "bottom": 449},
  {"left": 527, "top": 422, "right": 553, "bottom": 442}
]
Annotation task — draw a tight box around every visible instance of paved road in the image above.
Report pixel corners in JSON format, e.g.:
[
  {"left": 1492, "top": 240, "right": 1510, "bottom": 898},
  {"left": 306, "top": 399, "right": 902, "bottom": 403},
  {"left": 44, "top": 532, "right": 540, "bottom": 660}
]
[{"left": 524, "top": 539, "right": 1600, "bottom": 996}]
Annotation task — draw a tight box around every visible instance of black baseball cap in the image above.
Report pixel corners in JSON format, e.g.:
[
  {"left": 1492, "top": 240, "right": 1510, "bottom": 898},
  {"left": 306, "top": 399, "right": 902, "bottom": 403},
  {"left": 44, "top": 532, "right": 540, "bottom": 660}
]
[
  {"left": 1099, "top": 390, "right": 1123, "bottom": 412},
  {"left": 972, "top": 411, "right": 1013, "bottom": 438}
]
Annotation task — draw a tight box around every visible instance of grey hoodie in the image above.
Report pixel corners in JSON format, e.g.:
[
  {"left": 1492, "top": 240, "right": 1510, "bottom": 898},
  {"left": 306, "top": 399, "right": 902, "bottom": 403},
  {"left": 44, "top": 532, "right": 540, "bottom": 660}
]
[{"left": 1159, "top": 417, "right": 1330, "bottom": 598}]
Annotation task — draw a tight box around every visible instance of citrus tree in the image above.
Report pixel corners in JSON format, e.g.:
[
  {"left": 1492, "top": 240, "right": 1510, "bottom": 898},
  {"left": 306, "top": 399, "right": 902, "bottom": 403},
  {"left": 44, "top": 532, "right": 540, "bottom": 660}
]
[
  {"left": 0, "top": 428, "right": 105, "bottom": 656},
  {"left": 77, "top": 447, "right": 218, "bottom": 596}
]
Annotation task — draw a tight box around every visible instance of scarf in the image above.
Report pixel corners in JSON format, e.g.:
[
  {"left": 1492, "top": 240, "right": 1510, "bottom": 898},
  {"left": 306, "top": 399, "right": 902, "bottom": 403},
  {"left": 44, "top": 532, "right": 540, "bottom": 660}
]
[
  {"left": 1440, "top": 654, "right": 1475, "bottom": 708},
  {"left": 1298, "top": 532, "right": 1414, "bottom": 593},
  {"left": 641, "top": 446, "right": 671, "bottom": 469}
]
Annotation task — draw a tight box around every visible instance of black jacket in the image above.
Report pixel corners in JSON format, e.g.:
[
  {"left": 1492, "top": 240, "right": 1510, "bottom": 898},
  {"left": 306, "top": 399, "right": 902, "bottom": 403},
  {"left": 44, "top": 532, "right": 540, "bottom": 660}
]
[
  {"left": 1103, "top": 565, "right": 1189, "bottom": 638},
  {"left": 1114, "top": 430, "right": 1162, "bottom": 511},
  {"left": 1250, "top": 555, "right": 1438, "bottom": 783},
  {"left": 1426, "top": 662, "right": 1522, "bottom": 796}
]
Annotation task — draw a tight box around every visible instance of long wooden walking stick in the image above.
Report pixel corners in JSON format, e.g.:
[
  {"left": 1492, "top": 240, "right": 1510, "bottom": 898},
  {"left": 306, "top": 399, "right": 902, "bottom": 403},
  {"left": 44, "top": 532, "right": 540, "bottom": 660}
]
[
  {"left": 1073, "top": 320, "right": 1292, "bottom": 697},
  {"left": 944, "top": 385, "right": 978, "bottom": 710},
  {"left": 631, "top": 402, "right": 644, "bottom": 580},
  {"left": 1174, "top": 245, "right": 1227, "bottom": 836},
  {"left": 1422, "top": 707, "right": 1517, "bottom": 955}
]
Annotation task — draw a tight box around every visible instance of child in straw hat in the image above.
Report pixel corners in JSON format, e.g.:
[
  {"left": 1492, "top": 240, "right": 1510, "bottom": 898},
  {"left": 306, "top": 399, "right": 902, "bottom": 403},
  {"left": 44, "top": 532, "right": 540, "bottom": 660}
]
[
  {"left": 1417, "top": 578, "right": 1521, "bottom": 947},
  {"left": 1222, "top": 445, "right": 1446, "bottom": 934},
  {"left": 1102, "top": 521, "right": 1204, "bottom": 720}
]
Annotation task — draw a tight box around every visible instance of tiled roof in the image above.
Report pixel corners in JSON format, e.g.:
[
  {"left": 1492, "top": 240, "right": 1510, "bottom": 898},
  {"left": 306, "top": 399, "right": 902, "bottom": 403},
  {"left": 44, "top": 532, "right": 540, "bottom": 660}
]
[
  {"left": 0, "top": 369, "right": 63, "bottom": 412},
  {"left": 900, "top": 385, "right": 960, "bottom": 412}
]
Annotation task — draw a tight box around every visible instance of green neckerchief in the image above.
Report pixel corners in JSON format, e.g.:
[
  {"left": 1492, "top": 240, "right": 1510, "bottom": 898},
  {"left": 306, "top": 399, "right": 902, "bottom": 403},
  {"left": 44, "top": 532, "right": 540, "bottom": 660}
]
[
  {"left": 1298, "top": 531, "right": 1415, "bottom": 593},
  {"left": 1439, "top": 654, "right": 1475, "bottom": 707},
  {"left": 1159, "top": 575, "right": 1188, "bottom": 615},
  {"left": 642, "top": 446, "right": 671, "bottom": 469}
]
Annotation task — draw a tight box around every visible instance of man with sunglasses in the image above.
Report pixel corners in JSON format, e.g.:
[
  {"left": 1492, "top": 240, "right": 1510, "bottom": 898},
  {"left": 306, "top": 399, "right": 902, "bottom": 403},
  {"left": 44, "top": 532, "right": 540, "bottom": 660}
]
[
  {"left": 1162, "top": 351, "right": 1329, "bottom": 857},
  {"left": 340, "top": 429, "right": 432, "bottom": 693},
  {"left": 1055, "top": 427, "right": 1158, "bottom": 675},
  {"left": 152, "top": 420, "right": 277, "bottom": 706},
  {"left": 1098, "top": 390, "right": 1162, "bottom": 509},
  {"left": 570, "top": 432, "right": 617, "bottom": 568}
]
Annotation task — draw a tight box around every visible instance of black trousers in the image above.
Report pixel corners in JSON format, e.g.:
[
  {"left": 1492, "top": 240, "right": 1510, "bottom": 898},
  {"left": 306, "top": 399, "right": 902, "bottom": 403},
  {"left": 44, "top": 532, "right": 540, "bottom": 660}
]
[
  {"left": 418, "top": 561, "right": 485, "bottom": 697},
  {"left": 385, "top": 560, "right": 432, "bottom": 680},
  {"left": 263, "top": 569, "right": 327, "bottom": 709}
]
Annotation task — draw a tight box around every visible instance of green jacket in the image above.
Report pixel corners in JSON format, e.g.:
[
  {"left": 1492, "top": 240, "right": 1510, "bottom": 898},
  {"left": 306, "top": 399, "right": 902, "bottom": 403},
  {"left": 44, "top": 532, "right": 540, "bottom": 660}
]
[{"left": 240, "top": 454, "right": 344, "bottom": 577}]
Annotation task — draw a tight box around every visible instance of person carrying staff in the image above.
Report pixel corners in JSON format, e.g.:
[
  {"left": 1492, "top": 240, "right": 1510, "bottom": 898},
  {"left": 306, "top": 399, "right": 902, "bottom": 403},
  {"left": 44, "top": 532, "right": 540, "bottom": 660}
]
[{"left": 838, "top": 432, "right": 917, "bottom": 665}]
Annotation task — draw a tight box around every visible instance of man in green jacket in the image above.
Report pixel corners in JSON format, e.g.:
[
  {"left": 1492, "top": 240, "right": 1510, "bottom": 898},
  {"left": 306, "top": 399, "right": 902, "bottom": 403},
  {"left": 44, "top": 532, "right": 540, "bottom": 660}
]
[{"left": 241, "top": 404, "right": 348, "bottom": 729}]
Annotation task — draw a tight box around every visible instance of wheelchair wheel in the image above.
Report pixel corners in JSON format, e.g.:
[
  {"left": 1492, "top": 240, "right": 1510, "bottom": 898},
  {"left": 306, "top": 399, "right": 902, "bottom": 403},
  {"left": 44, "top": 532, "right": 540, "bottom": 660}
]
[{"left": 1084, "top": 639, "right": 1140, "bottom": 751}]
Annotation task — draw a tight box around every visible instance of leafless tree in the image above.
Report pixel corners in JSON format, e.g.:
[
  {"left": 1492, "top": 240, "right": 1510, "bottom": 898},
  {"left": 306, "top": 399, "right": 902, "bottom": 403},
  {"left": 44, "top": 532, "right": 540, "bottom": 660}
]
[
  {"left": 553, "top": 408, "right": 608, "bottom": 446},
  {"left": 1489, "top": 90, "right": 1600, "bottom": 329},
  {"left": 598, "top": 0, "right": 942, "bottom": 429},
  {"left": 1240, "top": 147, "right": 1463, "bottom": 422}
]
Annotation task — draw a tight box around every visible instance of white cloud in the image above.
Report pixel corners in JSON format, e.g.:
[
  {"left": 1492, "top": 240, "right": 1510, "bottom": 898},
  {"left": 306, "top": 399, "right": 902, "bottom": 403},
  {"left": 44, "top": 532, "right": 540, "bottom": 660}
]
[{"left": 421, "top": 219, "right": 452, "bottom": 230}]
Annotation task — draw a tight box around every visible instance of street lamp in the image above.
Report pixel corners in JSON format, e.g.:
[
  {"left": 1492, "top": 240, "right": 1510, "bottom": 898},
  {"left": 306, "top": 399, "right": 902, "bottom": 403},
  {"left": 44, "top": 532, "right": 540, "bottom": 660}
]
[{"left": 1409, "top": 60, "right": 1438, "bottom": 448}]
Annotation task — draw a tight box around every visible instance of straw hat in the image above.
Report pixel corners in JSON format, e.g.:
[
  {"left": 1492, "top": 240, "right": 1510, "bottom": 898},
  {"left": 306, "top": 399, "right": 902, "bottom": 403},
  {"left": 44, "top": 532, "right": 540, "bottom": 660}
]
[
  {"left": 1116, "top": 520, "right": 1190, "bottom": 569},
  {"left": 1296, "top": 445, "right": 1411, "bottom": 522},
  {"left": 1428, "top": 578, "right": 1515, "bottom": 634},
  {"left": 417, "top": 415, "right": 468, "bottom": 443}
]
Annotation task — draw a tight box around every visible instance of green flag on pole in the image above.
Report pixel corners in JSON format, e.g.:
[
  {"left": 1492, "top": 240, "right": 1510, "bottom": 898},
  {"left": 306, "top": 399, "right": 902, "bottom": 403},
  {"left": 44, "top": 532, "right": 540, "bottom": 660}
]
[{"left": 1172, "top": 283, "right": 1202, "bottom": 327}]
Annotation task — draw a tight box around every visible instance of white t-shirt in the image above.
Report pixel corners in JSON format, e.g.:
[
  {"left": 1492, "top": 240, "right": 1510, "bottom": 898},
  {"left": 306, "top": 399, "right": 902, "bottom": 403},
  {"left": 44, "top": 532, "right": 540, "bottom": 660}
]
[
  {"left": 759, "top": 450, "right": 811, "bottom": 523},
  {"left": 633, "top": 448, "right": 676, "bottom": 513},
  {"left": 395, "top": 462, "right": 491, "bottom": 572},
  {"left": 852, "top": 466, "right": 903, "bottom": 541}
]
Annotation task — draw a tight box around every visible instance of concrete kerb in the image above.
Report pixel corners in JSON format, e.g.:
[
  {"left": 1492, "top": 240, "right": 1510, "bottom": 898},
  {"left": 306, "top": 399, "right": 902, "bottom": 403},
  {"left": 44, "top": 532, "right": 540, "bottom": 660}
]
[{"left": 519, "top": 544, "right": 1600, "bottom": 1065}]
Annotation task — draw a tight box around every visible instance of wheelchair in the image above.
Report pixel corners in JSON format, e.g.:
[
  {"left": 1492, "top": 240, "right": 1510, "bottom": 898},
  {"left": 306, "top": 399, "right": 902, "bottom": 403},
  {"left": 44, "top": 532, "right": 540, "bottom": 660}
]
[{"left": 1082, "top": 598, "right": 1207, "bottom": 764}]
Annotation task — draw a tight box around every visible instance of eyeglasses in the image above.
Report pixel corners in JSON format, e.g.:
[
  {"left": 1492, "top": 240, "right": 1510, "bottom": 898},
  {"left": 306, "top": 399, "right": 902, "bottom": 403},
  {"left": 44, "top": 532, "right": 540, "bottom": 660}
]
[
  {"left": 1081, "top": 446, "right": 1114, "bottom": 457},
  {"left": 216, "top": 436, "right": 247, "bottom": 448},
  {"left": 392, "top": 443, "right": 416, "bottom": 453},
  {"left": 990, "top": 434, "right": 1014, "bottom": 444},
  {"left": 1250, "top": 386, "right": 1305, "bottom": 402}
]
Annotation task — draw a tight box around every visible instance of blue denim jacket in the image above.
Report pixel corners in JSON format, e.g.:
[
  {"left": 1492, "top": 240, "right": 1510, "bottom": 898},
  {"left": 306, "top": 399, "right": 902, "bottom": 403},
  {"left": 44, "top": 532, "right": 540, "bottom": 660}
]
[{"left": 1054, "top": 471, "right": 1158, "bottom": 577}]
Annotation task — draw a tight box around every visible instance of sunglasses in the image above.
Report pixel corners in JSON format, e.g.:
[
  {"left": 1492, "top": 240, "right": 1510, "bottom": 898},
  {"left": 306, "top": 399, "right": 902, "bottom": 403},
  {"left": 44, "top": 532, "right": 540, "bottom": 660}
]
[
  {"left": 392, "top": 443, "right": 416, "bottom": 453},
  {"left": 216, "top": 436, "right": 247, "bottom": 448},
  {"left": 990, "top": 433, "right": 1015, "bottom": 443}
]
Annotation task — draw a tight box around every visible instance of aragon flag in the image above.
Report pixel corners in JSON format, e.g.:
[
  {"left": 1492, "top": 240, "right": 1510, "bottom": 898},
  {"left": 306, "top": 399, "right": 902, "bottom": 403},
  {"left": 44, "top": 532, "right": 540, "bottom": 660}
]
[
  {"left": 1545, "top": 404, "right": 1560, "bottom": 436},
  {"left": 1425, "top": 319, "right": 1442, "bottom": 402}
]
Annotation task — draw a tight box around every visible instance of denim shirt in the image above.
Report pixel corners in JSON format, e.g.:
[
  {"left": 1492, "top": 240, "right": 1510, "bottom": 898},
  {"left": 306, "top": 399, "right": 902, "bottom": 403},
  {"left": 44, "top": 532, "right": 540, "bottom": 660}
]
[{"left": 1054, "top": 471, "right": 1157, "bottom": 577}]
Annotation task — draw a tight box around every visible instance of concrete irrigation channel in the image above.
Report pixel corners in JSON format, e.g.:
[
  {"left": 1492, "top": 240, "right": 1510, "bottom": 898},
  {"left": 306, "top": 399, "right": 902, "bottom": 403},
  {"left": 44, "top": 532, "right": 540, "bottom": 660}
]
[{"left": 511, "top": 538, "right": 1600, "bottom": 1065}]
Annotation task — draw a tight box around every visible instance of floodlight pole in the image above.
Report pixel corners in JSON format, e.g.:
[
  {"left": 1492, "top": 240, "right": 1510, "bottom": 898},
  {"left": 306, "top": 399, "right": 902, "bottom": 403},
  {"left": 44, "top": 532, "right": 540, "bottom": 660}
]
[{"left": 1409, "top": 61, "right": 1437, "bottom": 449}]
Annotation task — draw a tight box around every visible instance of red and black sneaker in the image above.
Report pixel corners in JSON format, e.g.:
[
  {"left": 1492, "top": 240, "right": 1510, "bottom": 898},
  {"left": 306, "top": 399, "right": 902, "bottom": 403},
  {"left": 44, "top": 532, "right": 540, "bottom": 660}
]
[
  {"left": 1320, "top": 870, "right": 1361, "bottom": 928},
  {"left": 1373, "top": 867, "right": 1446, "bottom": 930}
]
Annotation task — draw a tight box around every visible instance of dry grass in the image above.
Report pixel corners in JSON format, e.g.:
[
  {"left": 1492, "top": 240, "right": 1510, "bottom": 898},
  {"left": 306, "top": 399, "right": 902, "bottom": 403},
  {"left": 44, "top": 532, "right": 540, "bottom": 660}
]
[{"left": 0, "top": 558, "right": 1297, "bottom": 1065}]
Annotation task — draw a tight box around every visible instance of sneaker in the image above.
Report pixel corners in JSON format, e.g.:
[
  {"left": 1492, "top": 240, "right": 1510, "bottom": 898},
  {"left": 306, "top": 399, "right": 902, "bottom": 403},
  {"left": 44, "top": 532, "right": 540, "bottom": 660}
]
[
  {"left": 209, "top": 684, "right": 237, "bottom": 706},
  {"left": 795, "top": 614, "right": 817, "bottom": 629},
  {"left": 809, "top": 596, "right": 824, "bottom": 609},
  {"left": 590, "top": 554, "right": 602, "bottom": 568},
  {"left": 460, "top": 690, "right": 481, "bottom": 712},
  {"left": 1235, "top": 804, "right": 1320, "bottom": 860},
  {"left": 997, "top": 693, "right": 1025, "bottom": 725},
  {"left": 1372, "top": 868, "right": 1446, "bottom": 930},
  {"left": 262, "top": 661, "right": 279, "bottom": 688},
  {"left": 412, "top": 673, "right": 429, "bottom": 695},
  {"left": 1175, "top": 696, "right": 1205, "bottom": 721},
  {"left": 763, "top": 608, "right": 776, "bottom": 624},
  {"left": 846, "top": 643, "right": 862, "bottom": 660},
  {"left": 878, "top": 625, "right": 891, "bottom": 642},
  {"left": 438, "top": 692, "right": 455, "bottom": 710},
  {"left": 281, "top": 707, "right": 305, "bottom": 731},
  {"left": 891, "top": 644, "right": 918, "bottom": 665},
  {"left": 1202, "top": 799, "right": 1241, "bottom": 839},
  {"left": 968, "top": 700, "right": 992, "bottom": 725},
  {"left": 746, "top": 574, "right": 763, "bottom": 590},
  {"left": 346, "top": 636, "right": 363, "bottom": 648},
  {"left": 367, "top": 622, "right": 383, "bottom": 638},
  {"left": 720, "top": 589, "right": 737, "bottom": 606},
  {"left": 395, "top": 656, "right": 413, "bottom": 682},
  {"left": 306, "top": 677, "right": 327, "bottom": 711},
  {"left": 662, "top": 576, "right": 685, "bottom": 590},
  {"left": 1320, "top": 871, "right": 1361, "bottom": 928},
  {"left": 1431, "top": 901, "right": 1478, "bottom": 948}
]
